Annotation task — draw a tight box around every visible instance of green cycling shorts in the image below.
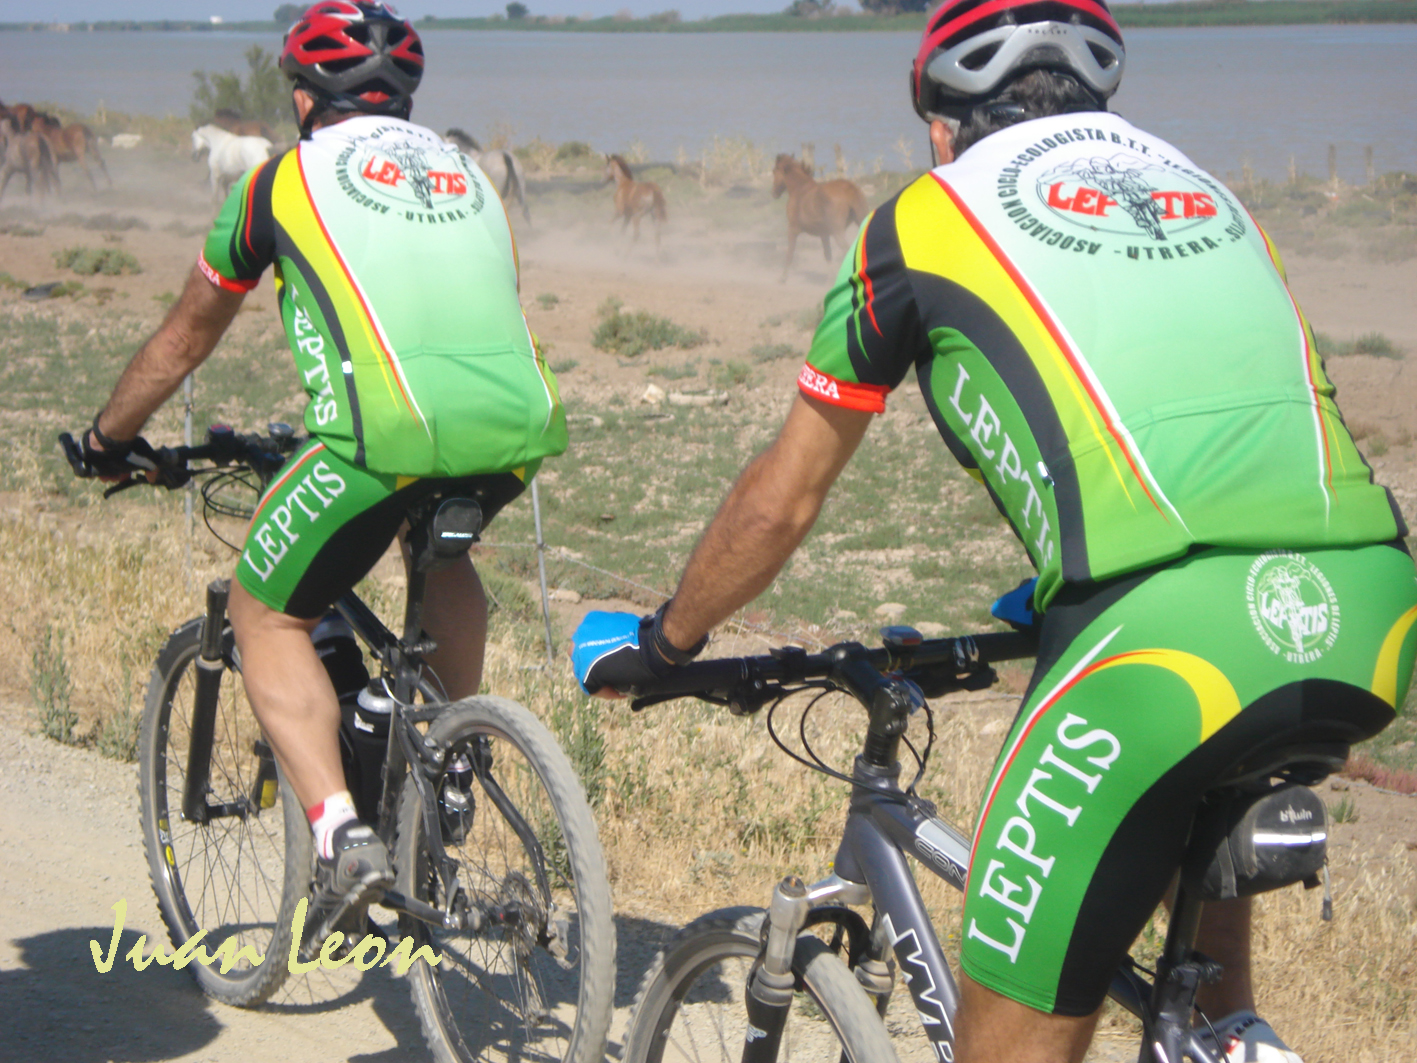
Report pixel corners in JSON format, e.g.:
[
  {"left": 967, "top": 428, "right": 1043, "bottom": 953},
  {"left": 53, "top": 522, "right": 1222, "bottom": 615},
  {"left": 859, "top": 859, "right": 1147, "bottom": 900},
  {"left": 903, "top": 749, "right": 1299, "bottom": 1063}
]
[
  {"left": 235, "top": 437, "right": 535, "bottom": 618},
  {"left": 960, "top": 541, "right": 1417, "bottom": 1015}
]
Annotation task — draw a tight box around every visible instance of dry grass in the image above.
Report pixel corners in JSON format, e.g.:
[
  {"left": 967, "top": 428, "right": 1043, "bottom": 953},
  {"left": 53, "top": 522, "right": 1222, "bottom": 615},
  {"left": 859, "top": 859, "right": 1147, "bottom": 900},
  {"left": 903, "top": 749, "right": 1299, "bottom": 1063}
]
[{"left": 2, "top": 466, "right": 1414, "bottom": 1059}]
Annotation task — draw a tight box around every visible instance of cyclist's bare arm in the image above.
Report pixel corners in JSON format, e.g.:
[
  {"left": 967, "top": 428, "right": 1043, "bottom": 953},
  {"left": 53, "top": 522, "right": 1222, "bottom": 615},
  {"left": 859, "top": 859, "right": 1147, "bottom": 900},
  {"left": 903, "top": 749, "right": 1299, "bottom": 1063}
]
[
  {"left": 94, "top": 264, "right": 246, "bottom": 443},
  {"left": 660, "top": 393, "right": 872, "bottom": 653}
]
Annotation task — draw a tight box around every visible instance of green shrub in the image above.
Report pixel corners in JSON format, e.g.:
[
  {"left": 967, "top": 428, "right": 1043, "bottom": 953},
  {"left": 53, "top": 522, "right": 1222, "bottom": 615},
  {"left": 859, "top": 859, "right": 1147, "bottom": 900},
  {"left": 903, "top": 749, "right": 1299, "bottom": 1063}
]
[
  {"left": 554, "top": 141, "right": 595, "bottom": 163},
  {"left": 31, "top": 624, "right": 77, "bottom": 745},
  {"left": 191, "top": 44, "right": 287, "bottom": 127},
  {"left": 536, "top": 292, "right": 560, "bottom": 309},
  {"left": 54, "top": 247, "right": 141, "bottom": 276},
  {"left": 1314, "top": 330, "right": 1403, "bottom": 359},
  {"left": 710, "top": 360, "right": 753, "bottom": 388},
  {"left": 550, "top": 358, "right": 578, "bottom": 374},
  {"left": 646, "top": 361, "right": 699, "bottom": 380},
  {"left": 592, "top": 297, "right": 706, "bottom": 357},
  {"left": 750, "top": 342, "right": 797, "bottom": 364},
  {"left": 1353, "top": 332, "right": 1401, "bottom": 358},
  {"left": 95, "top": 706, "right": 140, "bottom": 762}
]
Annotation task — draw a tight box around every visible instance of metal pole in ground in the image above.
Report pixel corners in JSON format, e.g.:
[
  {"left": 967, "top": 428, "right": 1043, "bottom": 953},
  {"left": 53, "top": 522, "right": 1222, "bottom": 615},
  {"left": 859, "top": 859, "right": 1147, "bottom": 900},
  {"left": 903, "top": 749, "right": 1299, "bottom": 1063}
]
[
  {"left": 183, "top": 372, "right": 194, "bottom": 587},
  {"left": 531, "top": 478, "right": 555, "bottom": 667}
]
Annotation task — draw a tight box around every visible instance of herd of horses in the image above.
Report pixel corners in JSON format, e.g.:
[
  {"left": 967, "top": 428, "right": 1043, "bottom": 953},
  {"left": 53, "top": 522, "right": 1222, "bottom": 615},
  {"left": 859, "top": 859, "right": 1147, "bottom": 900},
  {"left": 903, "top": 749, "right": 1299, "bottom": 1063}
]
[
  {"left": 0, "top": 99, "right": 110, "bottom": 203},
  {"left": 0, "top": 100, "right": 870, "bottom": 280},
  {"left": 594, "top": 151, "right": 866, "bottom": 276}
]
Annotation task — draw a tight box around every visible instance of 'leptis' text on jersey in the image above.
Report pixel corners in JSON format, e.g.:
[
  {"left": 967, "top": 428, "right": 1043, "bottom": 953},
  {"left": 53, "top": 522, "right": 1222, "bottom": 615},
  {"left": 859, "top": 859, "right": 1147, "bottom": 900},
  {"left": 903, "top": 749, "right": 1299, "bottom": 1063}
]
[
  {"left": 801, "top": 113, "right": 1405, "bottom": 608},
  {"left": 201, "top": 117, "right": 566, "bottom": 478}
]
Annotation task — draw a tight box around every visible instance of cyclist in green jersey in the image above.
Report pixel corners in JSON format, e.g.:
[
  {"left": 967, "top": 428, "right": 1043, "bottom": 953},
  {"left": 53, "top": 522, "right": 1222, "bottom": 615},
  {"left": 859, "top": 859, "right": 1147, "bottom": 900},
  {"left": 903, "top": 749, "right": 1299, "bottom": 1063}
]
[
  {"left": 70, "top": 2, "right": 566, "bottom": 938},
  {"left": 574, "top": 3, "right": 1416, "bottom": 1062}
]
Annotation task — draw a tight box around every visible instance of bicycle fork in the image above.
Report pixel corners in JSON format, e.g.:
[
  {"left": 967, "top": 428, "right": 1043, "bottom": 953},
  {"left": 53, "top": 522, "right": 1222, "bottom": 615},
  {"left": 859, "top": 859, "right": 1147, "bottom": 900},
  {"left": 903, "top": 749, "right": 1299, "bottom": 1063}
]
[
  {"left": 182, "top": 579, "right": 230, "bottom": 824},
  {"left": 742, "top": 875, "right": 810, "bottom": 1063}
]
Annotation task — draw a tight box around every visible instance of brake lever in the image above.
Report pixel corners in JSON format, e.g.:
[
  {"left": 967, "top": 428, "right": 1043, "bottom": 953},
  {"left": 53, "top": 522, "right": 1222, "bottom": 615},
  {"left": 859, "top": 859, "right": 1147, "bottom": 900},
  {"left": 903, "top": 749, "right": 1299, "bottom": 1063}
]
[
  {"left": 101, "top": 477, "right": 145, "bottom": 499},
  {"left": 58, "top": 432, "right": 92, "bottom": 478}
]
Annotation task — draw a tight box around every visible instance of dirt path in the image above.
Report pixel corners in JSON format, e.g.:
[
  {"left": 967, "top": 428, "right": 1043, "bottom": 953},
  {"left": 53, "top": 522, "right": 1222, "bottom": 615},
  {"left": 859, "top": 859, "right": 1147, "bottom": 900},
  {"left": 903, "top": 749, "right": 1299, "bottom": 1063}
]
[{"left": 0, "top": 698, "right": 678, "bottom": 1063}]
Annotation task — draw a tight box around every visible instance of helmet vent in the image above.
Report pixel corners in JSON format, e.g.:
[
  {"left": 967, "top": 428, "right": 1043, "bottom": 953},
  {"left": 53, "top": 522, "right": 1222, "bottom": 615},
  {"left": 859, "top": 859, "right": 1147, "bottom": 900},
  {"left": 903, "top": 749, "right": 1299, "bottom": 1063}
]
[
  {"left": 961, "top": 43, "right": 1001, "bottom": 71},
  {"left": 305, "top": 34, "right": 345, "bottom": 52},
  {"left": 1088, "top": 42, "right": 1117, "bottom": 68},
  {"left": 324, "top": 55, "right": 366, "bottom": 73}
]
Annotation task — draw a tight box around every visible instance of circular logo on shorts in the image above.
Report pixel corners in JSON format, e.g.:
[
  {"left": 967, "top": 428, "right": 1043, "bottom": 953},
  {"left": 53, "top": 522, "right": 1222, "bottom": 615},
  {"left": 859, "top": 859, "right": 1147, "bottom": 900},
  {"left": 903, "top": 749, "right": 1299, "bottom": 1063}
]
[{"left": 1245, "top": 551, "right": 1340, "bottom": 663}]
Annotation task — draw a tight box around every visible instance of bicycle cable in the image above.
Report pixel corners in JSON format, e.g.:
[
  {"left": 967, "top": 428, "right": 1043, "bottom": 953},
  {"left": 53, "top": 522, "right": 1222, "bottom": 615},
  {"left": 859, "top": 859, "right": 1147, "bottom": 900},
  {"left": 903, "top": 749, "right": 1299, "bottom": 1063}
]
[
  {"left": 765, "top": 686, "right": 858, "bottom": 787},
  {"left": 765, "top": 684, "right": 934, "bottom": 791}
]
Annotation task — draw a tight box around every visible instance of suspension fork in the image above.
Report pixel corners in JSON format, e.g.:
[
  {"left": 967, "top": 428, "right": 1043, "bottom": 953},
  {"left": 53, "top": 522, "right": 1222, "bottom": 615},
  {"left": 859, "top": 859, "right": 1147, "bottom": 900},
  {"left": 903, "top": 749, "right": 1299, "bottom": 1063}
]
[
  {"left": 182, "top": 579, "right": 230, "bottom": 824},
  {"left": 741, "top": 875, "right": 810, "bottom": 1063}
]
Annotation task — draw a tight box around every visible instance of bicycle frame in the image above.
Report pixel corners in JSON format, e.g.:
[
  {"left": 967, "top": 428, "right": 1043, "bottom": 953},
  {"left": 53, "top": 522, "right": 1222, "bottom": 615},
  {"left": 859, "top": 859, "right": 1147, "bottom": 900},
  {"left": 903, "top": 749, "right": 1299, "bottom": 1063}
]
[{"left": 753, "top": 752, "right": 1223, "bottom": 1063}]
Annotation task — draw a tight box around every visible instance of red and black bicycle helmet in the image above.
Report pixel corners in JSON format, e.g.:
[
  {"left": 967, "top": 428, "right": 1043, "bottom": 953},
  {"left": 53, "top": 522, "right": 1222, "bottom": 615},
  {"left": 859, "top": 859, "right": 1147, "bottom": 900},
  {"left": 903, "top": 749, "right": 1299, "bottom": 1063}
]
[
  {"left": 911, "top": 0, "right": 1125, "bottom": 123},
  {"left": 281, "top": 2, "right": 424, "bottom": 123}
]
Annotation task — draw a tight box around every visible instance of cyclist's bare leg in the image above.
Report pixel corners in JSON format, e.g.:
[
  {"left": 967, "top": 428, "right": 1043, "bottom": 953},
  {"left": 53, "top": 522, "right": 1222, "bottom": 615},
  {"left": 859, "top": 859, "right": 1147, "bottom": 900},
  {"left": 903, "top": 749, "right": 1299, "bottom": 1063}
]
[
  {"left": 955, "top": 973, "right": 1099, "bottom": 1063},
  {"left": 227, "top": 579, "right": 345, "bottom": 811},
  {"left": 416, "top": 554, "right": 489, "bottom": 701},
  {"left": 1194, "top": 896, "right": 1255, "bottom": 1017}
]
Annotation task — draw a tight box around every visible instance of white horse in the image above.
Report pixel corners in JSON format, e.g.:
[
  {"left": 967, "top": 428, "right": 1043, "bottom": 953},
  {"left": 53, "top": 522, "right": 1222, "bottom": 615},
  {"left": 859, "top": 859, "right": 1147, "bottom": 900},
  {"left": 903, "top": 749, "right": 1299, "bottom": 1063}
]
[
  {"left": 191, "top": 124, "right": 272, "bottom": 203},
  {"left": 445, "top": 128, "right": 530, "bottom": 223}
]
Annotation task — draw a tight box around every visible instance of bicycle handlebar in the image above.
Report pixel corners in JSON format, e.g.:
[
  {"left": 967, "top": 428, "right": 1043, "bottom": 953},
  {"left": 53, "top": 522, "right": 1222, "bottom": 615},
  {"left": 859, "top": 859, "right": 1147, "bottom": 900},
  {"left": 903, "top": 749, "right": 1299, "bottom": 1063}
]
[
  {"left": 628, "top": 628, "right": 1037, "bottom": 715},
  {"left": 59, "top": 424, "right": 301, "bottom": 497}
]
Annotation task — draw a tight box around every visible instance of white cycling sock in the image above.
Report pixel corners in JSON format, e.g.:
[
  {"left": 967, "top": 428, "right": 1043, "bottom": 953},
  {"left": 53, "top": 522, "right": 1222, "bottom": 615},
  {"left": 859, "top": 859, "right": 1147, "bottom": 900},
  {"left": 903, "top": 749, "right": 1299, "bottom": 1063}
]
[{"left": 307, "top": 790, "right": 359, "bottom": 861}]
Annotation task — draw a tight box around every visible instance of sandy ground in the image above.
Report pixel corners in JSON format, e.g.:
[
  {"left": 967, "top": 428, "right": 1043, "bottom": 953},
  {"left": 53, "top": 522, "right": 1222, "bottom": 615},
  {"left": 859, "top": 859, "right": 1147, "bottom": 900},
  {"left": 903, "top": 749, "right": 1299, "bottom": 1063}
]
[{"left": 1, "top": 145, "right": 1415, "bottom": 1063}]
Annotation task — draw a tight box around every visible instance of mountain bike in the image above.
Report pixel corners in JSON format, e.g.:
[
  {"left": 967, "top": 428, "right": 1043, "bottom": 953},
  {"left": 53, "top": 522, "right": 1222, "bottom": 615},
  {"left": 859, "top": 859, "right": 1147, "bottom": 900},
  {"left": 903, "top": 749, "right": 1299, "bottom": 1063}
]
[
  {"left": 60, "top": 424, "right": 615, "bottom": 1063},
  {"left": 619, "top": 627, "right": 1335, "bottom": 1063}
]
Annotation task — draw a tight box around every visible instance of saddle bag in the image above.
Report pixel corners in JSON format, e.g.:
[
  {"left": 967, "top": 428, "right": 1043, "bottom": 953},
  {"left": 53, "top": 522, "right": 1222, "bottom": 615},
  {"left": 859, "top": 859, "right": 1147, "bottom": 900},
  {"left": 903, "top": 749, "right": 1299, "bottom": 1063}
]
[
  {"left": 409, "top": 497, "right": 483, "bottom": 572},
  {"left": 1183, "top": 783, "right": 1328, "bottom": 901}
]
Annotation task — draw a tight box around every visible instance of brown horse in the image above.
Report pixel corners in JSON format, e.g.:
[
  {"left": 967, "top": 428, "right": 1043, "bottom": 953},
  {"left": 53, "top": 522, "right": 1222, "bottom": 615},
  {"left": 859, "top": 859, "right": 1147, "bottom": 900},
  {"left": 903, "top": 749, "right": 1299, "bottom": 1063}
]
[
  {"left": 213, "top": 108, "right": 277, "bottom": 142},
  {"left": 604, "top": 154, "right": 667, "bottom": 255},
  {"left": 32, "top": 112, "right": 110, "bottom": 190},
  {"left": 772, "top": 153, "right": 869, "bottom": 282},
  {"left": 0, "top": 116, "right": 58, "bottom": 203},
  {"left": 5, "top": 102, "right": 37, "bottom": 131}
]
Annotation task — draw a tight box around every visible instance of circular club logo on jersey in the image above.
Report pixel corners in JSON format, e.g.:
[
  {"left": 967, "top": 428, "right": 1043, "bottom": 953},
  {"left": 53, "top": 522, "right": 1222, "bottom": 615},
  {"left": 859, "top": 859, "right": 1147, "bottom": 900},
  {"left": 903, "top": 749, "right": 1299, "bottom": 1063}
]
[
  {"left": 1036, "top": 153, "right": 1221, "bottom": 243},
  {"left": 1245, "top": 551, "right": 1341, "bottom": 664},
  {"left": 335, "top": 131, "right": 486, "bottom": 222}
]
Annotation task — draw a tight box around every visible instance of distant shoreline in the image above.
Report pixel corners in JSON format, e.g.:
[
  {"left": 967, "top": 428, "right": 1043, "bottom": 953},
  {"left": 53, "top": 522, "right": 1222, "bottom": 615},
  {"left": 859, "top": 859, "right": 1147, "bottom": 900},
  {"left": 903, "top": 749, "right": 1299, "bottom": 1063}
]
[{"left": 4, "top": 1, "right": 1416, "bottom": 35}]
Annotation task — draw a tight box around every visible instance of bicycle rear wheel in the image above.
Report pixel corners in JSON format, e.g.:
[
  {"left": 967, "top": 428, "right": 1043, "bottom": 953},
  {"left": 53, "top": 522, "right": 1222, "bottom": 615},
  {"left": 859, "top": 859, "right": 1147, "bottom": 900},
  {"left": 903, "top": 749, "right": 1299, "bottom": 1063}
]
[
  {"left": 624, "top": 907, "right": 900, "bottom": 1063},
  {"left": 138, "top": 616, "right": 308, "bottom": 1006},
  {"left": 396, "top": 696, "right": 615, "bottom": 1063}
]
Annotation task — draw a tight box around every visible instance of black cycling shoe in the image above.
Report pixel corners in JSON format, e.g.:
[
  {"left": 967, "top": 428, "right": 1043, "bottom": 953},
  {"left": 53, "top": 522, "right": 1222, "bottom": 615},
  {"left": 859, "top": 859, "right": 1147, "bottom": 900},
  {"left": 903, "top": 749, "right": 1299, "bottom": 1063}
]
[{"left": 301, "top": 820, "right": 394, "bottom": 960}]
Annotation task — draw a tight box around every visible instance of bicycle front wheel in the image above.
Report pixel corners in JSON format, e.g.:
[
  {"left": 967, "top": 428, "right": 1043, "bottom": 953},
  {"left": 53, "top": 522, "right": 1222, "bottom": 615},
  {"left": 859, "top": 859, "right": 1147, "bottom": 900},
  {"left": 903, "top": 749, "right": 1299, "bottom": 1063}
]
[
  {"left": 624, "top": 907, "right": 901, "bottom": 1063},
  {"left": 137, "top": 616, "right": 308, "bottom": 1006},
  {"left": 396, "top": 695, "right": 615, "bottom": 1063}
]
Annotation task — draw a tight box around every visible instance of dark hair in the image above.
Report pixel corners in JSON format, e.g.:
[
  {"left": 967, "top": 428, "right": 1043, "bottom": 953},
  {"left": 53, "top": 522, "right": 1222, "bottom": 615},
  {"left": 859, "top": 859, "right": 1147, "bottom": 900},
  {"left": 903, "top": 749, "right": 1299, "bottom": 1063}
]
[{"left": 952, "top": 69, "right": 1104, "bottom": 156}]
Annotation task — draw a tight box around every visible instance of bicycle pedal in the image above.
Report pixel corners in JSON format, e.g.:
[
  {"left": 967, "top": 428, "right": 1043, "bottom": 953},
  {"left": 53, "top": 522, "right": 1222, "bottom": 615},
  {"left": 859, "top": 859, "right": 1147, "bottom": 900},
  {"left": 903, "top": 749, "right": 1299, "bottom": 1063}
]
[{"left": 301, "top": 877, "right": 389, "bottom": 961}]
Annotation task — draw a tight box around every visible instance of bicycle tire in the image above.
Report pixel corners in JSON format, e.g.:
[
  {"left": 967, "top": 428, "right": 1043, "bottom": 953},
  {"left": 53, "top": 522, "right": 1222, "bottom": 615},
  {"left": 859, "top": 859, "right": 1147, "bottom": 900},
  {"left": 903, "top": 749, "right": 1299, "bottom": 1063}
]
[
  {"left": 137, "top": 616, "right": 309, "bottom": 1006},
  {"left": 396, "top": 695, "right": 615, "bottom": 1063},
  {"left": 624, "top": 907, "right": 901, "bottom": 1063}
]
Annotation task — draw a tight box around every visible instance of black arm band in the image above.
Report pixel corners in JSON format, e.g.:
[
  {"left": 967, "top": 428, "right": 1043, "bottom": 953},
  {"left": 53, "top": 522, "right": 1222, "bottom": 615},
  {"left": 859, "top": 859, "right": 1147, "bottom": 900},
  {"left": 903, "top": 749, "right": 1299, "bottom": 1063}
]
[
  {"left": 89, "top": 414, "right": 132, "bottom": 453},
  {"left": 650, "top": 602, "right": 707, "bottom": 667}
]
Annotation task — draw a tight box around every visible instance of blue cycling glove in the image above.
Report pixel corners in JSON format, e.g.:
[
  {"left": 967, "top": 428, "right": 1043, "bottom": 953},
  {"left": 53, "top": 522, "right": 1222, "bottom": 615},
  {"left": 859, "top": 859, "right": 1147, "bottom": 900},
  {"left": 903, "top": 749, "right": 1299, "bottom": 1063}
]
[
  {"left": 991, "top": 577, "right": 1039, "bottom": 632},
  {"left": 572, "top": 611, "right": 664, "bottom": 695}
]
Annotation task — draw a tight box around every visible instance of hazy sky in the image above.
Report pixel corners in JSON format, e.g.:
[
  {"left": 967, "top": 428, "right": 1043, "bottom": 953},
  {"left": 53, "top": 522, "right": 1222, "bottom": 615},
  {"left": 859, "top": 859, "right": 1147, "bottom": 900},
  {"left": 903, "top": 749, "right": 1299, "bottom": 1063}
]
[{"left": 0, "top": 1, "right": 866, "bottom": 20}]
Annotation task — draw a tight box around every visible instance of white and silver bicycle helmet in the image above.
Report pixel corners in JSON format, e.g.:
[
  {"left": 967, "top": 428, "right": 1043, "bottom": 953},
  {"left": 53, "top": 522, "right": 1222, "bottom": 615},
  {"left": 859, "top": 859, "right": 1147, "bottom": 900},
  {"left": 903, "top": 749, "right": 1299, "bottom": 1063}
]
[{"left": 911, "top": 0, "right": 1125, "bottom": 122}]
